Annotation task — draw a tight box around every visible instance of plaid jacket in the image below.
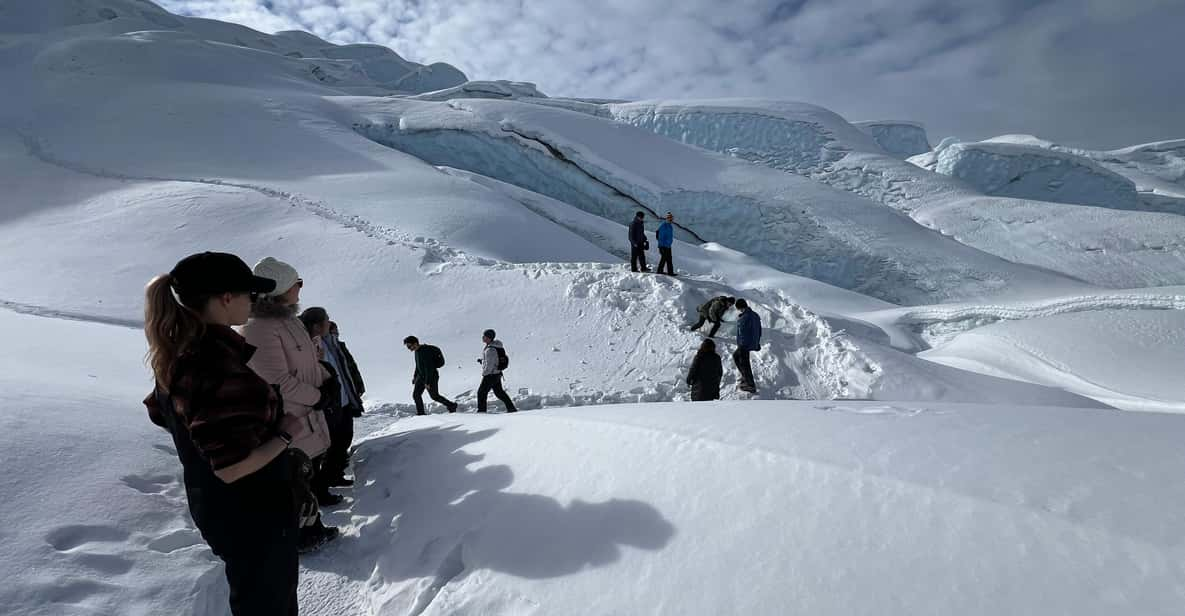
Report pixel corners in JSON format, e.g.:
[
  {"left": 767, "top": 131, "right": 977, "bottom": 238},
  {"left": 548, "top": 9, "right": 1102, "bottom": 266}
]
[{"left": 146, "top": 324, "right": 282, "bottom": 470}]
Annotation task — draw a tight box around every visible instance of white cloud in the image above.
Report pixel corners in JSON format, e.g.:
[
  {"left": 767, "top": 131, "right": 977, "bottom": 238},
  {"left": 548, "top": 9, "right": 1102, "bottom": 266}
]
[{"left": 156, "top": 0, "right": 1185, "bottom": 148}]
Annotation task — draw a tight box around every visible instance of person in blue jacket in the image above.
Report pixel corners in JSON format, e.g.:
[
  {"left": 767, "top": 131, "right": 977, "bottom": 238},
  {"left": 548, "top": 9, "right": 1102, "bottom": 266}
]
[
  {"left": 655, "top": 211, "right": 676, "bottom": 276},
  {"left": 628, "top": 211, "right": 651, "bottom": 273},
  {"left": 733, "top": 299, "right": 762, "bottom": 393}
]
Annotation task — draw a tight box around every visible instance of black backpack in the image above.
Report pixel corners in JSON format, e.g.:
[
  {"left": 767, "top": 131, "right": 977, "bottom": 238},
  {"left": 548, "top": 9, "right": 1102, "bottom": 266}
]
[
  {"left": 426, "top": 345, "right": 446, "bottom": 368},
  {"left": 495, "top": 346, "right": 509, "bottom": 371}
]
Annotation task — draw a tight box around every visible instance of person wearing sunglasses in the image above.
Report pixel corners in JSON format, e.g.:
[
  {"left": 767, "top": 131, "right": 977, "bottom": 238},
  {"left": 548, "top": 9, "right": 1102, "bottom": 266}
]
[
  {"left": 241, "top": 257, "right": 340, "bottom": 552},
  {"left": 143, "top": 252, "right": 310, "bottom": 615}
]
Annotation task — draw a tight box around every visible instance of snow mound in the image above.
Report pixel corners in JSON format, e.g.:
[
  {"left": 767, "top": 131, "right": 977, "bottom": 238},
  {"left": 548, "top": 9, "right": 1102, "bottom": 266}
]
[
  {"left": 606, "top": 98, "right": 884, "bottom": 172},
  {"left": 1, "top": 0, "right": 466, "bottom": 94},
  {"left": 407, "top": 80, "right": 548, "bottom": 101},
  {"left": 854, "top": 120, "right": 931, "bottom": 158},
  {"left": 922, "top": 309, "right": 1185, "bottom": 412},
  {"left": 927, "top": 140, "right": 1140, "bottom": 209},
  {"left": 313, "top": 402, "right": 1185, "bottom": 614}
]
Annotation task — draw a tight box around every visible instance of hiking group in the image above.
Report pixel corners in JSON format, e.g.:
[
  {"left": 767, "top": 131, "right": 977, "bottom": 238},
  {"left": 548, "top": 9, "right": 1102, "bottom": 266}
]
[{"left": 142, "top": 238, "right": 760, "bottom": 614}]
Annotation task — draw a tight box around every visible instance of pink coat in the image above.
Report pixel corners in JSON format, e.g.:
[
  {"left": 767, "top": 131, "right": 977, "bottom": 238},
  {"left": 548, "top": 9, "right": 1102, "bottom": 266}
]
[{"left": 240, "top": 316, "right": 332, "bottom": 458}]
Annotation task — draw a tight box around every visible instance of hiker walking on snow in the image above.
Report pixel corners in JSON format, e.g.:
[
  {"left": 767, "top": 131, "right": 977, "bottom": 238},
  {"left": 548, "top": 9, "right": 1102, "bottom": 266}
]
[
  {"left": 689, "top": 296, "right": 735, "bottom": 338},
  {"left": 143, "top": 252, "right": 308, "bottom": 615},
  {"left": 656, "top": 211, "right": 676, "bottom": 276},
  {"left": 733, "top": 299, "right": 762, "bottom": 394},
  {"left": 629, "top": 211, "right": 651, "bottom": 273},
  {"left": 686, "top": 338, "right": 724, "bottom": 401},
  {"left": 241, "top": 258, "right": 340, "bottom": 552},
  {"left": 404, "top": 336, "right": 458, "bottom": 414},
  {"left": 477, "top": 329, "right": 518, "bottom": 413}
]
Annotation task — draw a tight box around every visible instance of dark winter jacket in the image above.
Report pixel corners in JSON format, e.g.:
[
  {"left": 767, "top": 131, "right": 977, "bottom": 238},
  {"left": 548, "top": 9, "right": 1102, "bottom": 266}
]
[
  {"left": 686, "top": 349, "right": 723, "bottom": 401},
  {"left": 629, "top": 217, "right": 646, "bottom": 247},
  {"left": 698, "top": 296, "right": 733, "bottom": 323},
  {"left": 144, "top": 325, "right": 296, "bottom": 540},
  {"left": 337, "top": 339, "right": 365, "bottom": 396},
  {"left": 656, "top": 221, "right": 674, "bottom": 248},
  {"left": 413, "top": 345, "right": 444, "bottom": 384},
  {"left": 736, "top": 309, "right": 763, "bottom": 351}
]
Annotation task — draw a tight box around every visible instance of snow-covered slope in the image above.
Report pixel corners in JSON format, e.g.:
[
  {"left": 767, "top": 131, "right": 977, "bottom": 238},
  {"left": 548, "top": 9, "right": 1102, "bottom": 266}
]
[
  {"left": 921, "top": 309, "right": 1185, "bottom": 412},
  {"left": 5, "top": 2, "right": 1185, "bottom": 614},
  {"left": 3, "top": 310, "right": 1181, "bottom": 615},
  {"left": 925, "top": 140, "right": 1139, "bottom": 209},
  {"left": 853, "top": 120, "right": 931, "bottom": 158},
  {"left": 0, "top": 0, "right": 466, "bottom": 94},
  {"left": 342, "top": 96, "right": 1095, "bottom": 305}
]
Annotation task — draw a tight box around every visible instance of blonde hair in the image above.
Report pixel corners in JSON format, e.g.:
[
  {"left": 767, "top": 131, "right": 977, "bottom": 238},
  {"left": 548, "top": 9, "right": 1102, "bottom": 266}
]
[{"left": 144, "top": 274, "right": 208, "bottom": 392}]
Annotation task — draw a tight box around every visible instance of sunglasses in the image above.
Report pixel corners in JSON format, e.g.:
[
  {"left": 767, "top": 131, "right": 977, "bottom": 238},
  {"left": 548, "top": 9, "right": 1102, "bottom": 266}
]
[
  {"left": 249, "top": 291, "right": 260, "bottom": 302},
  {"left": 296, "top": 279, "right": 304, "bottom": 288}
]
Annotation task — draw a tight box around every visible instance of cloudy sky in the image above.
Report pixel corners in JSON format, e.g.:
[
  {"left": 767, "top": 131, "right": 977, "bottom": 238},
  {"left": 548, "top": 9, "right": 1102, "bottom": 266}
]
[{"left": 157, "top": 0, "right": 1185, "bottom": 148}]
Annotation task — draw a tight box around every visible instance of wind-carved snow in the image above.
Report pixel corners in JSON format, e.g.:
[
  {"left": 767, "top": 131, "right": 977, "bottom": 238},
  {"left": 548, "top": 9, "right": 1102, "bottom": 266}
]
[
  {"left": 923, "top": 140, "right": 1140, "bottom": 209},
  {"left": 339, "top": 97, "right": 1086, "bottom": 305},
  {"left": 854, "top": 121, "right": 932, "bottom": 158}
]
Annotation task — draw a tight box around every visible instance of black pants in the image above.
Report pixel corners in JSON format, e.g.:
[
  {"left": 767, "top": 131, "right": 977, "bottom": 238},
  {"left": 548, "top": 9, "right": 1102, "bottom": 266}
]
[
  {"left": 414, "top": 379, "right": 455, "bottom": 414},
  {"left": 325, "top": 406, "right": 355, "bottom": 480},
  {"left": 477, "top": 374, "right": 517, "bottom": 413},
  {"left": 630, "top": 245, "right": 649, "bottom": 272},
  {"left": 689, "top": 315, "right": 721, "bottom": 338},
  {"left": 218, "top": 534, "right": 299, "bottom": 616},
  {"left": 733, "top": 348, "right": 756, "bottom": 391},
  {"left": 657, "top": 246, "right": 674, "bottom": 275}
]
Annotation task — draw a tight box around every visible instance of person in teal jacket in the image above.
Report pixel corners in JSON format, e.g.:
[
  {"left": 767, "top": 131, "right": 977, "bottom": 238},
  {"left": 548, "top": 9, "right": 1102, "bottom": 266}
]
[{"left": 655, "top": 211, "right": 676, "bottom": 276}]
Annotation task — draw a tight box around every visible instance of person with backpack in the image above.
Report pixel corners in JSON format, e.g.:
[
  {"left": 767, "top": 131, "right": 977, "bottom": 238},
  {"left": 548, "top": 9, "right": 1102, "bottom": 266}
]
[
  {"left": 733, "top": 299, "right": 763, "bottom": 394},
  {"left": 404, "top": 336, "right": 458, "bottom": 414},
  {"left": 143, "top": 252, "right": 309, "bottom": 615},
  {"left": 240, "top": 257, "right": 340, "bottom": 552},
  {"left": 689, "top": 296, "right": 735, "bottom": 338},
  {"left": 628, "top": 211, "right": 651, "bottom": 273},
  {"left": 476, "top": 329, "right": 518, "bottom": 413},
  {"left": 655, "top": 211, "right": 676, "bottom": 276},
  {"left": 686, "top": 338, "right": 724, "bottom": 401}
]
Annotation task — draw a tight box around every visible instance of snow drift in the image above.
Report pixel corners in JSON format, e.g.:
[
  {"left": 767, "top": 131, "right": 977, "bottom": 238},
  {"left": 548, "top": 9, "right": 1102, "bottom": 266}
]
[{"left": 854, "top": 120, "right": 931, "bottom": 158}]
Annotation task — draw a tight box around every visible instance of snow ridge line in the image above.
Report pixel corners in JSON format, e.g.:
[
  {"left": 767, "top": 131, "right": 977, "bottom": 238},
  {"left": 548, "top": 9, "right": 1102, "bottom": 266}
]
[
  {"left": 14, "top": 129, "right": 474, "bottom": 269},
  {"left": 0, "top": 299, "right": 143, "bottom": 329},
  {"left": 895, "top": 293, "right": 1185, "bottom": 327}
]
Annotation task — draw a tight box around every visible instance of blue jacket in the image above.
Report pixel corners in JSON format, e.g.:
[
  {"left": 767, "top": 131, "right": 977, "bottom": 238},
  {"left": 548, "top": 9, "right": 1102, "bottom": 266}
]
[
  {"left": 736, "top": 309, "right": 762, "bottom": 351},
  {"left": 656, "top": 222, "right": 674, "bottom": 248},
  {"left": 629, "top": 217, "right": 646, "bottom": 247}
]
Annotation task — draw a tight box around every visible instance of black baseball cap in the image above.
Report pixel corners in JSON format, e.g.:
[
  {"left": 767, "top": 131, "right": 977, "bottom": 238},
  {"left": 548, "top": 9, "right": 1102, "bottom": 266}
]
[{"left": 170, "top": 252, "right": 276, "bottom": 296}]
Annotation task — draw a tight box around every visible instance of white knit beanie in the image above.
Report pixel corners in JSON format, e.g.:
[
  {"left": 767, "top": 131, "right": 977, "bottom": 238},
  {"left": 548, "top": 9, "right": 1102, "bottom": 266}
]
[{"left": 253, "top": 257, "right": 299, "bottom": 296}]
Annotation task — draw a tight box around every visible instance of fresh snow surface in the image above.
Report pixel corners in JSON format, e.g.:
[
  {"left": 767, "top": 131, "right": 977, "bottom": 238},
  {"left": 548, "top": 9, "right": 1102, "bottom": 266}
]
[
  {"left": 5, "top": 2, "right": 1185, "bottom": 614},
  {"left": 853, "top": 120, "right": 932, "bottom": 158},
  {"left": 3, "top": 308, "right": 1182, "bottom": 615},
  {"left": 921, "top": 309, "right": 1185, "bottom": 412}
]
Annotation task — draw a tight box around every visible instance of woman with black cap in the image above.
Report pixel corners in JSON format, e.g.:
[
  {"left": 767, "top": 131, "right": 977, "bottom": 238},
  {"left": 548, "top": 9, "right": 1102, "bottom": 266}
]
[{"left": 143, "top": 252, "right": 309, "bottom": 616}]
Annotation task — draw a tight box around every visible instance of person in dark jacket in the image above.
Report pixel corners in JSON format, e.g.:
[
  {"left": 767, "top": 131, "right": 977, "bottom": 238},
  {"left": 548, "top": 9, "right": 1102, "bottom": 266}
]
[
  {"left": 733, "top": 299, "right": 762, "bottom": 393},
  {"left": 686, "top": 338, "right": 724, "bottom": 401},
  {"left": 689, "top": 296, "right": 735, "bottom": 338},
  {"left": 404, "top": 335, "right": 458, "bottom": 415},
  {"left": 655, "top": 211, "right": 676, "bottom": 276},
  {"left": 300, "top": 310, "right": 363, "bottom": 488},
  {"left": 477, "top": 329, "right": 518, "bottom": 413},
  {"left": 143, "top": 252, "right": 310, "bottom": 616},
  {"left": 628, "top": 211, "right": 651, "bottom": 273}
]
